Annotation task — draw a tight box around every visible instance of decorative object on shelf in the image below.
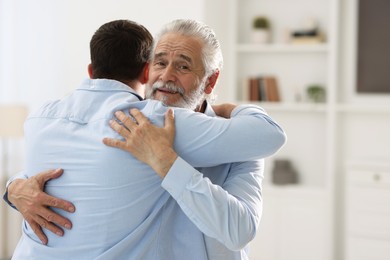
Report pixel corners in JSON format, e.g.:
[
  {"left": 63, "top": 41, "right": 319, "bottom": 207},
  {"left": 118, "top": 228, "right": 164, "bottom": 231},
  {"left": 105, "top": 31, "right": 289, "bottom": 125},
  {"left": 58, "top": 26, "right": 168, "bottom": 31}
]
[
  {"left": 251, "top": 16, "right": 271, "bottom": 44},
  {"left": 272, "top": 159, "right": 298, "bottom": 185},
  {"left": 294, "top": 86, "right": 303, "bottom": 103},
  {"left": 289, "top": 17, "right": 325, "bottom": 44},
  {"left": 306, "top": 85, "right": 326, "bottom": 103},
  {"left": 245, "top": 76, "right": 280, "bottom": 102}
]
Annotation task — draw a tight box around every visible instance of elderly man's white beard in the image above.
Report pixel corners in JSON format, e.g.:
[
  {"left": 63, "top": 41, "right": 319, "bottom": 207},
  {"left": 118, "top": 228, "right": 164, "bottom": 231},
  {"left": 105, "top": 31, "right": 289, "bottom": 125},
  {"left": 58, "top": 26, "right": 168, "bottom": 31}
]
[{"left": 145, "top": 81, "right": 207, "bottom": 110}]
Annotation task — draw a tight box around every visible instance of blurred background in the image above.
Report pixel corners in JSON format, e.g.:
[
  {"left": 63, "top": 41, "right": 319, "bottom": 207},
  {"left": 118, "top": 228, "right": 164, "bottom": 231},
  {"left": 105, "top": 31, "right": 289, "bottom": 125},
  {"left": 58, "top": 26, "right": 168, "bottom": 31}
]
[{"left": 1, "top": 0, "right": 389, "bottom": 259}]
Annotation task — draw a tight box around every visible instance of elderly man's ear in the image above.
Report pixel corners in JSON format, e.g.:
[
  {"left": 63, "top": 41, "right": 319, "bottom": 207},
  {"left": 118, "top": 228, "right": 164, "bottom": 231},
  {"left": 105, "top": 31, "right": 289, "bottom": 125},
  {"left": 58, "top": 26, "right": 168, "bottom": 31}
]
[{"left": 204, "top": 70, "right": 220, "bottom": 94}]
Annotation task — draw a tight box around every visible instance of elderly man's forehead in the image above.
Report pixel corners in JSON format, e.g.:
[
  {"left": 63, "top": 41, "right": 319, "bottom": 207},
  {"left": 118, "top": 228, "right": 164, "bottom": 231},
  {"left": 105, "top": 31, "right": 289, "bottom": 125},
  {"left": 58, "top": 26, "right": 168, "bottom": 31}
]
[
  {"left": 154, "top": 33, "right": 202, "bottom": 55},
  {"left": 153, "top": 51, "right": 193, "bottom": 63}
]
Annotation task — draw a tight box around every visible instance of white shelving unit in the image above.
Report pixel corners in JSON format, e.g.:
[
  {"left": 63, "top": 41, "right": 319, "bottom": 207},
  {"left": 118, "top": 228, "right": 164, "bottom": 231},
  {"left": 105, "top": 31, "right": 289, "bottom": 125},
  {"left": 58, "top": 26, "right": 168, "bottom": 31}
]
[
  {"left": 228, "top": 0, "right": 339, "bottom": 191},
  {"left": 236, "top": 43, "right": 329, "bottom": 53},
  {"left": 205, "top": 0, "right": 390, "bottom": 259},
  {"left": 206, "top": 0, "right": 339, "bottom": 259},
  {"left": 344, "top": 162, "right": 390, "bottom": 260}
]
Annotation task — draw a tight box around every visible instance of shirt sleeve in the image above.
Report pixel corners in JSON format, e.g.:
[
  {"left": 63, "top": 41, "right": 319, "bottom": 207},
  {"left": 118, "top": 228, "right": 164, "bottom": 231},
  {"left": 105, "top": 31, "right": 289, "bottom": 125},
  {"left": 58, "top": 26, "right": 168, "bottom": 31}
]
[
  {"left": 169, "top": 104, "right": 286, "bottom": 167},
  {"left": 161, "top": 157, "right": 264, "bottom": 250},
  {"left": 3, "top": 171, "right": 29, "bottom": 209}
]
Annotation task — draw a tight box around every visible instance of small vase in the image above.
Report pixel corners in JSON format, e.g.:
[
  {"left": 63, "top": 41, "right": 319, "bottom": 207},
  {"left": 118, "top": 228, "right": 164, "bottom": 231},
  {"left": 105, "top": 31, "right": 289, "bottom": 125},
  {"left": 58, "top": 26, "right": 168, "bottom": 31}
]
[
  {"left": 251, "top": 29, "right": 270, "bottom": 44},
  {"left": 272, "top": 159, "right": 298, "bottom": 185}
]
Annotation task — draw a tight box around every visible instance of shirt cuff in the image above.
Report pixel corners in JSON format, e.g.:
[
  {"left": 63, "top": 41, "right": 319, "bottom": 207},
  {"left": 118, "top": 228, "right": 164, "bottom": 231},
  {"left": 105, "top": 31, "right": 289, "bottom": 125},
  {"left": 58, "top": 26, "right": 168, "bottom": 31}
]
[
  {"left": 2, "top": 175, "right": 27, "bottom": 210},
  {"left": 161, "top": 157, "right": 197, "bottom": 199}
]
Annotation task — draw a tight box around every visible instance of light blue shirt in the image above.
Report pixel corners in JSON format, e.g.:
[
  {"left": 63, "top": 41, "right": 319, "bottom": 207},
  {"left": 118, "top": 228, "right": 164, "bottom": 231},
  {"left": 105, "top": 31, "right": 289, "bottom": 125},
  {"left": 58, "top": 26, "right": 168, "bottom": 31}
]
[
  {"left": 10, "top": 79, "right": 286, "bottom": 259},
  {"left": 156, "top": 104, "right": 264, "bottom": 260}
]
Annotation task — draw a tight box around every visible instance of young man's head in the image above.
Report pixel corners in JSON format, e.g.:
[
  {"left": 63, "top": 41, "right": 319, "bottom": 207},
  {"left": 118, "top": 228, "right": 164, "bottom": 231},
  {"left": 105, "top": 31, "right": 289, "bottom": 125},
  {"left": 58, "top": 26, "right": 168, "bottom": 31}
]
[
  {"left": 89, "top": 20, "right": 153, "bottom": 85},
  {"left": 146, "top": 19, "right": 223, "bottom": 111}
]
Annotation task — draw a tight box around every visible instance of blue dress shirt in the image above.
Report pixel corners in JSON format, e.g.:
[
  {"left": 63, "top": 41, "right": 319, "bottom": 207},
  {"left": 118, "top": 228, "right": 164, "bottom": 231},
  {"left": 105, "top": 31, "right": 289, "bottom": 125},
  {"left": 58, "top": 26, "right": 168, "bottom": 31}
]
[
  {"left": 10, "top": 79, "right": 285, "bottom": 259},
  {"left": 154, "top": 103, "right": 265, "bottom": 260}
]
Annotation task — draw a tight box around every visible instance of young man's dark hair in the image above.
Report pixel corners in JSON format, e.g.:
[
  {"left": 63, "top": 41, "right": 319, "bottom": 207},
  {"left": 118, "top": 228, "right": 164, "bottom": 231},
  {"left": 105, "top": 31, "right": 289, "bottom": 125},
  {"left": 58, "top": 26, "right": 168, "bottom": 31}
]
[{"left": 89, "top": 20, "right": 153, "bottom": 82}]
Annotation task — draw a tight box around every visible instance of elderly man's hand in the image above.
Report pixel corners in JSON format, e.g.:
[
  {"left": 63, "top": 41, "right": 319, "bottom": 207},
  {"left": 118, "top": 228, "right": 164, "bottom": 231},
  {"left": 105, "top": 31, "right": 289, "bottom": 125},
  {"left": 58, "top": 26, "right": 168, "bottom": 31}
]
[
  {"left": 103, "top": 108, "right": 177, "bottom": 178},
  {"left": 8, "top": 169, "right": 75, "bottom": 245}
]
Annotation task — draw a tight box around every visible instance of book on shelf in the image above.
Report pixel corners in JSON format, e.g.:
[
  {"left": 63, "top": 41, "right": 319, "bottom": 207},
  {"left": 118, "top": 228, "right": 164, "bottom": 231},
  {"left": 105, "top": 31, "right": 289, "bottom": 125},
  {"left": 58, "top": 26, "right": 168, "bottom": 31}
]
[
  {"left": 290, "top": 35, "right": 324, "bottom": 44},
  {"left": 245, "top": 76, "right": 280, "bottom": 102},
  {"left": 289, "top": 27, "right": 325, "bottom": 45},
  {"left": 289, "top": 33, "right": 325, "bottom": 45}
]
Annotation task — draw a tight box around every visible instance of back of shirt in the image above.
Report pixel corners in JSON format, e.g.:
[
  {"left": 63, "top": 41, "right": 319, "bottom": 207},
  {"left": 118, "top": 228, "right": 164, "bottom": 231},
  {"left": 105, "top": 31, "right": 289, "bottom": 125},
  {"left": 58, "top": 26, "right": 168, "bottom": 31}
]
[
  {"left": 13, "top": 78, "right": 285, "bottom": 259},
  {"left": 20, "top": 87, "right": 170, "bottom": 259}
]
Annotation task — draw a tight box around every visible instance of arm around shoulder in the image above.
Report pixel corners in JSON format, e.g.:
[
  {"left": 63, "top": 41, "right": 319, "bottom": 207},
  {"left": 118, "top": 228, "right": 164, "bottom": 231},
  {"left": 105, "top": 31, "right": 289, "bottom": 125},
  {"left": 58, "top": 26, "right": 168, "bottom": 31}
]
[
  {"left": 173, "top": 103, "right": 287, "bottom": 167},
  {"left": 231, "top": 104, "right": 287, "bottom": 156}
]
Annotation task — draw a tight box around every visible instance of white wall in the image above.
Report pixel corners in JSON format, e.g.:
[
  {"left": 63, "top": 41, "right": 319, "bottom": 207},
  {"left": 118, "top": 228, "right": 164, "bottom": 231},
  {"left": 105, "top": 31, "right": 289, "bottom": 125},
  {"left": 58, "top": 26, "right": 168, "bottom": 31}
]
[
  {"left": 0, "top": 1, "right": 206, "bottom": 257},
  {"left": 0, "top": 0, "right": 205, "bottom": 109}
]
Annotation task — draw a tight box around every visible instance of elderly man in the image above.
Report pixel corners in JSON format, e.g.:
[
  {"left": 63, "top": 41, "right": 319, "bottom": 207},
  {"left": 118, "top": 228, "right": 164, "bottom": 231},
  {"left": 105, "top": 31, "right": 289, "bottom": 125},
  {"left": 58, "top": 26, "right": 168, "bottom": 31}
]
[{"left": 5, "top": 19, "right": 285, "bottom": 259}]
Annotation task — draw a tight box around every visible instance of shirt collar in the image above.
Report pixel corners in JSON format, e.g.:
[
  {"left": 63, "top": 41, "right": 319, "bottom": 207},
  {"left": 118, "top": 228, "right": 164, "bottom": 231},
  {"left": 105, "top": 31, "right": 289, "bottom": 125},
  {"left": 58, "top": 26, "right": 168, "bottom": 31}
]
[
  {"left": 77, "top": 78, "right": 143, "bottom": 100},
  {"left": 203, "top": 101, "right": 216, "bottom": 117}
]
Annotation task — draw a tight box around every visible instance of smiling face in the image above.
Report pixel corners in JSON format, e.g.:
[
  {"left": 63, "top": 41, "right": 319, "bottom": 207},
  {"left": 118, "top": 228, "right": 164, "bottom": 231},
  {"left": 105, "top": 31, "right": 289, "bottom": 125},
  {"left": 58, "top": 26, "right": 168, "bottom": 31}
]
[{"left": 145, "top": 33, "right": 210, "bottom": 110}]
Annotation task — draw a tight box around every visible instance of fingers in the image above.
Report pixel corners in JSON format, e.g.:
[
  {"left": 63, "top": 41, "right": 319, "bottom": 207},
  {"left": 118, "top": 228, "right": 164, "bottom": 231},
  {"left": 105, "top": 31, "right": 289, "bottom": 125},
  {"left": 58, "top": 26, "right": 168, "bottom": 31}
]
[
  {"left": 28, "top": 220, "right": 48, "bottom": 245},
  {"left": 105, "top": 109, "right": 149, "bottom": 148},
  {"left": 21, "top": 193, "right": 73, "bottom": 244},
  {"left": 104, "top": 110, "right": 139, "bottom": 151},
  {"left": 27, "top": 178, "right": 76, "bottom": 214},
  {"left": 129, "top": 109, "right": 148, "bottom": 125},
  {"left": 102, "top": 137, "right": 127, "bottom": 150},
  {"left": 27, "top": 212, "right": 67, "bottom": 245},
  {"left": 36, "top": 168, "right": 64, "bottom": 186},
  {"left": 164, "top": 109, "right": 175, "bottom": 134},
  {"left": 41, "top": 192, "right": 75, "bottom": 213},
  {"left": 39, "top": 206, "right": 72, "bottom": 233},
  {"left": 109, "top": 118, "right": 131, "bottom": 139},
  {"left": 111, "top": 109, "right": 149, "bottom": 133},
  {"left": 115, "top": 111, "right": 138, "bottom": 132},
  {"left": 23, "top": 191, "right": 74, "bottom": 229}
]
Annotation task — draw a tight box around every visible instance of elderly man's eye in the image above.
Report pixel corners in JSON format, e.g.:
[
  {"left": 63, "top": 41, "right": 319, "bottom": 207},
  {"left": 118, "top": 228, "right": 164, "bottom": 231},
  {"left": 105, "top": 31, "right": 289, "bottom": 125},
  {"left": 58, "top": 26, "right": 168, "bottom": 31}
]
[
  {"left": 177, "top": 64, "right": 191, "bottom": 72},
  {"left": 155, "top": 62, "right": 166, "bottom": 67}
]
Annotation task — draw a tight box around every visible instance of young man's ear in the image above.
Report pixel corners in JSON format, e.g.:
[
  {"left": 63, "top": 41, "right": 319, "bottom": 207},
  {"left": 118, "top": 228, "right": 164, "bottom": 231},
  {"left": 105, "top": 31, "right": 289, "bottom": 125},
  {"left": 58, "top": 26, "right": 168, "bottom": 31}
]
[
  {"left": 139, "top": 63, "right": 150, "bottom": 84},
  {"left": 87, "top": 64, "right": 93, "bottom": 79},
  {"left": 204, "top": 70, "right": 220, "bottom": 94}
]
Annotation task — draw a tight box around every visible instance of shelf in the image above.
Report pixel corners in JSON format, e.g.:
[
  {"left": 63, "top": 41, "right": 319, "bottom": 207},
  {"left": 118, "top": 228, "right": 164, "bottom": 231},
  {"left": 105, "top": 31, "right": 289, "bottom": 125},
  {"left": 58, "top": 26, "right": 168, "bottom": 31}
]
[
  {"left": 239, "top": 102, "right": 390, "bottom": 114},
  {"left": 337, "top": 104, "right": 390, "bottom": 113},
  {"left": 263, "top": 183, "right": 328, "bottom": 196},
  {"left": 236, "top": 43, "right": 329, "bottom": 54},
  {"left": 239, "top": 101, "right": 327, "bottom": 113},
  {"left": 225, "top": 0, "right": 338, "bottom": 257}
]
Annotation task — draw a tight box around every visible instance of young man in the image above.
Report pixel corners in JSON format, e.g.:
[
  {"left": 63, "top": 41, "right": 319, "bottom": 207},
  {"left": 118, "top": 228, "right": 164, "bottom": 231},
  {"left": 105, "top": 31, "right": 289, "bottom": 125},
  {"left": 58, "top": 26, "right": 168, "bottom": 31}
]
[{"left": 6, "top": 20, "right": 286, "bottom": 259}]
